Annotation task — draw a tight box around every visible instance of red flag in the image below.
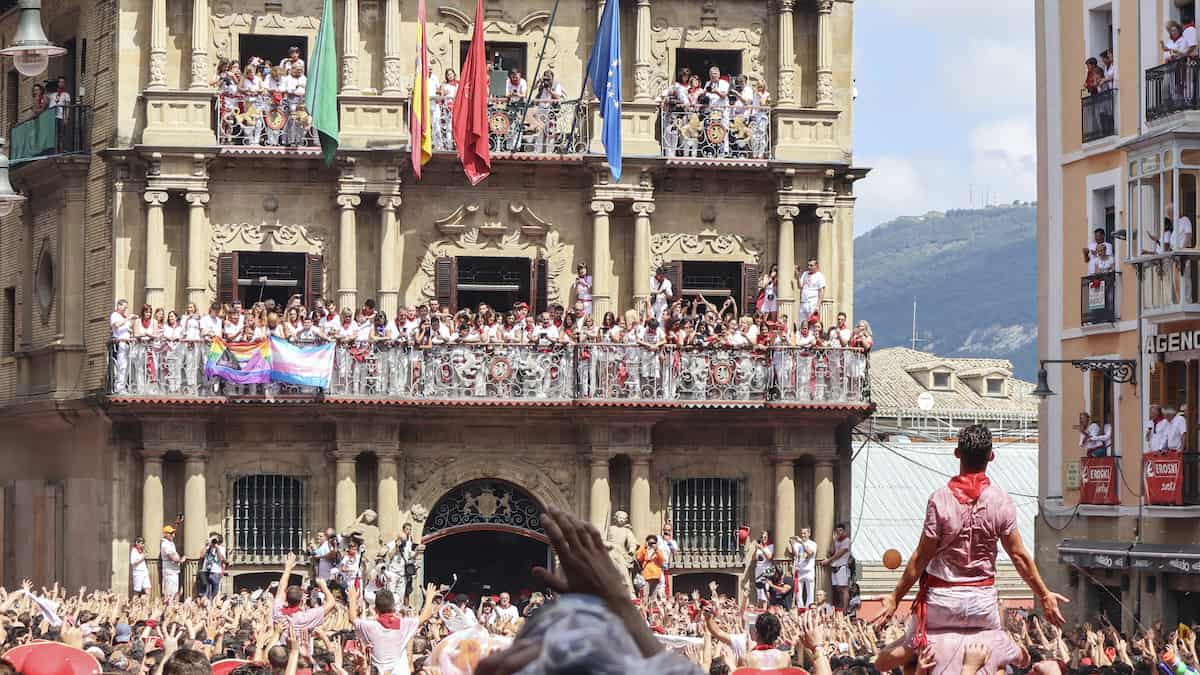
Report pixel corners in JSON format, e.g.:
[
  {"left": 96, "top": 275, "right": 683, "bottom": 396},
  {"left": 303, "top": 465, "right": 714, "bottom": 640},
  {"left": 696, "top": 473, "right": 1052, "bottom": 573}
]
[{"left": 452, "top": 0, "right": 491, "bottom": 185}]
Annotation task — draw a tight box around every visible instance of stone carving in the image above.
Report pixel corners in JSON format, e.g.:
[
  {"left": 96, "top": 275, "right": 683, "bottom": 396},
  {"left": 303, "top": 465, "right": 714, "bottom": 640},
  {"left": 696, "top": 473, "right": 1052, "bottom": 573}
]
[
  {"left": 817, "top": 71, "right": 834, "bottom": 107},
  {"left": 816, "top": 0, "right": 834, "bottom": 12},
  {"left": 208, "top": 220, "right": 327, "bottom": 294},
  {"left": 777, "top": 68, "right": 794, "bottom": 103},
  {"left": 649, "top": 19, "right": 765, "bottom": 102},
  {"left": 383, "top": 57, "right": 404, "bottom": 93},
  {"left": 148, "top": 52, "right": 167, "bottom": 89},
  {"left": 210, "top": 12, "right": 321, "bottom": 59},
  {"left": 342, "top": 56, "right": 359, "bottom": 91},
  {"left": 428, "top": 8, "right": 558, "bottom": 81},
  {"left": 634, "top": 63, "right": 652, "bottom": 101},
  {"left": 605, "top": 511, "right": 639, "bottom": 596},
  {"left": 190, "top": 53, "right": 210, "bottom": 89},
  {"left": 650, "top": 229, "right": 764, "bottom": 267},
  {"left": 700, "top": 0, "right": 718, "bottom": 26},
  {"left": 417, "top": 201, "right": 569, "bottom": 304},
  {"left": 409, "top": 503, "right": 428, "bottom": 522},
  {"left": 464, "top": 487, "right": 511, "bottom": 519}
]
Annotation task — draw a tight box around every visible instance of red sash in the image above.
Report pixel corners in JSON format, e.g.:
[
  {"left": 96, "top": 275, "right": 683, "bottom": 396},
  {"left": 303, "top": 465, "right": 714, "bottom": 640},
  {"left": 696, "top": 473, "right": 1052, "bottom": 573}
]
[{"left": 911, "top": 573, "right": 995, "bottom": 648}]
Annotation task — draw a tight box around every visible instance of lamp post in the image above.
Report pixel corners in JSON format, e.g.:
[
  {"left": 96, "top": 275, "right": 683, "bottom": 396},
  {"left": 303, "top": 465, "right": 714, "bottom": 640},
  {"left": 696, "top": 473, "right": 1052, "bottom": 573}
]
[
  {"left": 1031, "top": 358, "right": 1138, "bottom": 399},
  {"left": 0, "top": 0, "right": 65, "bottom": 77},
  {"left": 0, "top": 139, "right": 26, "bottom": 217}
]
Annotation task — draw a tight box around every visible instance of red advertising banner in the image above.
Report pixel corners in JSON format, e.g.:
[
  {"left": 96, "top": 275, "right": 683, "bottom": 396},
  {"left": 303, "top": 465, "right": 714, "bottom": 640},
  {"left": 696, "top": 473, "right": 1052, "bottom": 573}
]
[
  {"left": 1080, "top": 457, "right": 1120, "bottom": 505},
  {"left": 1144, "top": 453, "right": 1184, "bottom": 506}
]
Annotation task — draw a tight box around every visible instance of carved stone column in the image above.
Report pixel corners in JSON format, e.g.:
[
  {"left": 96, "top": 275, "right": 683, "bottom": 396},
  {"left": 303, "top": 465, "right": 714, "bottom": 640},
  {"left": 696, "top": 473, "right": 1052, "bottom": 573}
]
[
  {"left": 589, "top": 200, "right": 614, "bottom": 318},
  {"left": 377, "top": 195, "right": 402, "bottom": 318},
  {"left": 144, "top": 191, "right": 169, "bottom": 309},
  {"left": 148, "top": 0, "right": 168, "bottom": 90},
  {"left": 182, "top": 448, "right": 209, "bottom": 559},
  {"left": 381, "top": 0, "right": 403, "bottom": 95},
  {"left": 632, "top": 202, "right": 654, "bottom": 308},
  {"left": 776, "top": 0, "right": 796, "bottom": 105},
  {"left": 342, "top": 0, "right": 361, "bottom": 94},
  {"left": 773, "top": 455, "right": 796, "bottom": 556},
  {"left": 189, "top": 0, "right": 209, "bottom": 89},
  {"left": 633, "top": 0, "right": 653, "bottom": 102},
  {"left": 337, "top": 194, "right": 361, "bottom": 311},
  {"left": 141, "top": 449, "right": 166, "bottom": 558},
  {"left": 813, "top": 459, "right": 836, "bottom": 591},
  {"left": 588, "top": 454, "right": 611, "bottom": 532},
  {"left": 777, "top": 205, "right": 799, "bottom": 319},
  {"left": 377, "top": 450, "right": 402, "bottom": 541},
  {"left": 630, "top": 454, "right": 652, "bottom": 540},
  {"left": 332, "top": 449, "right": 358, "bottom": 533},
  {"left": 816, "top": 0, "right": 835, "bottom": 108},
  {"left": 185, "top": 192, "right": 210, "bottom": 310}
]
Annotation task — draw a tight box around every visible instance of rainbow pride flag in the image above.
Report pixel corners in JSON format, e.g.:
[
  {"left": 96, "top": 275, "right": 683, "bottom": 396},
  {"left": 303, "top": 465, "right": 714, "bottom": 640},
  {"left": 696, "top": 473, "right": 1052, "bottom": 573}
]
[
  {"left": 269, "top": 337, "right": 335, "bottom": 388},
  {"left": 204, "top": 336, "right": 272, "bottom": 384}
]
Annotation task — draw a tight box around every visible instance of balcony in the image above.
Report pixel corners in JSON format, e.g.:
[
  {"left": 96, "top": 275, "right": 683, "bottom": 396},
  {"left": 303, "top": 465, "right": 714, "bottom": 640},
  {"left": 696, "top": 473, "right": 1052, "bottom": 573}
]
[
  {"left": 1080, "top": 272, "right": 1119, "bottom": 324},
  {"left": 1147, "top": 59, "right": 1200, "bottom": 122},
  {"left": 429, "top": 98, "right": 588, "bottom": 157},
  {"left": 1081, "top": 89, "right": 1117, "bottom": 143},
  {"left": 106, "top": 339, "right": 870, "bottom": 408},
  {"left": 659, "top": 105, "right": 772, "bottom": 163},
  {"left": 1079, "top": 455, "right": 1121, "bottom": 505},
  {"left": 216, "top": 93, "right": 318, "bottom": 148},
  {"left": 1144, "top": 452, "right": 1200, "bottom": 506},
  {"left": 10, "top": 105, "right": 90, "bottom": 161},
  {"left": 1137, "top": 251, "right": 1200, "bottom": 321}
]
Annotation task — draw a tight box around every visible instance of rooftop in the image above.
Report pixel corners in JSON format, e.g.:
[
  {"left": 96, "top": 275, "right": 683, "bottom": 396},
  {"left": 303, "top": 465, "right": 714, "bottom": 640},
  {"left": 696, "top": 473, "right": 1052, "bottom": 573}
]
[{"left": 869, "top": 347, "right": 1038, "bottom": 419}]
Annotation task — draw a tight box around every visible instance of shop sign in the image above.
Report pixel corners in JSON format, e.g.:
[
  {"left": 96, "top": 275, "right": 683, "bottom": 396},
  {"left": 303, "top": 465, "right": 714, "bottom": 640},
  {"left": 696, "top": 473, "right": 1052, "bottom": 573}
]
[
  {"left": 1144, "top": 454, "right": 1184, "bottom": 506},
  {"left": 1146, "top": 331, "right": 1200, "bottom": 354},
  {"left": 1081, "top": 457, "right": 1120, "bottom": 505}
]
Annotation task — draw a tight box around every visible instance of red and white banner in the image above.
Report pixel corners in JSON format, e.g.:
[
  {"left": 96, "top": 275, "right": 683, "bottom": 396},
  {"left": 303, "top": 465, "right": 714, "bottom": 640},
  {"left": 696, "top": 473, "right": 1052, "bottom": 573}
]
[
  {"left": 1144, "top": 453, "right": 1184, "bottom": 506},
  {"left": 1080, "top": 457, "right": 1120, "bottom": 505}
]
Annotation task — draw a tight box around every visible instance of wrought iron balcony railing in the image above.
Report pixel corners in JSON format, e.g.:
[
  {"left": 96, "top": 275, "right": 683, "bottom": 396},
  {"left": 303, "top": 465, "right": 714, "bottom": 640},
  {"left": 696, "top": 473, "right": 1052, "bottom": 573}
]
[
  {"left": 1081, "top": 88, "right": 1117, "bottom": 142},
  {"left": 10, "top": 104, "right": 90, "bottom": 161},
  {"left": 1136, "top": 250, "right": 1200, "bottom": 317},
  {"left": 1146, "top": 59, "right": 1200, "bottom": 121},
  {"left": 429, "top": 97, "right": 588, "bottom": 155},
  {"left": 216, "top": 93, "right": 319, "bottom": 147},
  {"left": 1080, "top": 271, "right": 1119, "bottom": 324},
  {"left": 659, "top": 104, "right": 771, "bottom": 160},
  {"left": 107, "top": 338, "right": 870, "bottom": 407}
]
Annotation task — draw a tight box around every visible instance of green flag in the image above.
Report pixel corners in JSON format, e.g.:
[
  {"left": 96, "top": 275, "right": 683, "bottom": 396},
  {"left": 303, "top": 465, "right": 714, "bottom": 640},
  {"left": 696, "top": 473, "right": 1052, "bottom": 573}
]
[{"left": 306, "top": 0, "right": 339, "bottom": 165}]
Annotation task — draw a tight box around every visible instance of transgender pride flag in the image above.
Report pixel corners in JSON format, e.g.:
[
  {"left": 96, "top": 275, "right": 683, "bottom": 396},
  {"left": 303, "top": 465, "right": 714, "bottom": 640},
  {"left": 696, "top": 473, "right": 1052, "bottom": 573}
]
[{"left": 269, "top": 337, "right": 335, "bottom": 388}]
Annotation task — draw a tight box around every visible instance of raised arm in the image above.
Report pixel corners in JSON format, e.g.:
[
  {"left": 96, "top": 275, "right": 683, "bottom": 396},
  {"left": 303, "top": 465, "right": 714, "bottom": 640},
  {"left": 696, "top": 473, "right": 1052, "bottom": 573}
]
[
  {"left": 275, "top": 552, "right": 297, "bottom": 607},
  {"left": 1000, "top": 528, "right": 1069, "bottom": 626},
  {"left": 418, "top": 583, "right": 439, "bottom": 624}
]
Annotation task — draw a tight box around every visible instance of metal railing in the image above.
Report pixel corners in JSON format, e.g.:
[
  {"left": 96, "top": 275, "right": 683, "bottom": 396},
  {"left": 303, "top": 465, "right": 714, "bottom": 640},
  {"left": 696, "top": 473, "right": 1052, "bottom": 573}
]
[
  {"left": 1081, "top": 271, "right": 1119, "bottom": 324},
  {"left": 659, "top": 104, "right": 771, "bottom": 160},
  {"left": 1138, "top": 250, "right": 1200, "bottom": 311},
  {"left": 215, "top": 93, "right": 318, "bottom": 147},
  {"left": 429, "top": 97, "right": 588, "bottom": 155},
  {"left": 1146, "top": 59, "right": 1200, "bottom": 121},
  {"left": 108, "top": 338, "right": 871, "bottom": 406},
  {"left": 10, "top": 104, "right": 90, "bottom": 161},
  {"left": 1081, "top": 88, "right": 1117, "bottom": 142}
]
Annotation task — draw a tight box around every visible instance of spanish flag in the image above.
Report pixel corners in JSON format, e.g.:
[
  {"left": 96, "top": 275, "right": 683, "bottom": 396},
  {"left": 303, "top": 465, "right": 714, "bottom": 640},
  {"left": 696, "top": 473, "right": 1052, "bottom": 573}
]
[{"left": 410, "top": 0, "right": 433, "bottom": 179}]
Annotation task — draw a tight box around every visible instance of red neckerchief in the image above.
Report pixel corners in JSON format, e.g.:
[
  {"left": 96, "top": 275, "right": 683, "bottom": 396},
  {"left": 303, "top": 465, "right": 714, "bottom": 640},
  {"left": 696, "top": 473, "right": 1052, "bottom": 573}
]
[
  {"left": 281, "top": 605, "right": 302, "bottom": 616},
  {"left": 753, "top": 643, "right": 777, "bottom": 651},
  {"left": 141, "top": 318, "right": 151, "bottom": 328},
  {"left": 375, "top": 612, "right": 404, "bottom": 630},
  {"left": 947, "top": 471, "right": 991, "bottom": 504}
]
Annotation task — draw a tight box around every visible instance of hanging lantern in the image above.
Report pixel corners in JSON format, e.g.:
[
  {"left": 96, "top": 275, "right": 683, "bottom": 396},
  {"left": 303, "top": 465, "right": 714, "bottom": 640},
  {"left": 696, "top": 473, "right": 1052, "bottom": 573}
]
[{"left": 0, "top": 0, "right": 66, "bottom": 77}]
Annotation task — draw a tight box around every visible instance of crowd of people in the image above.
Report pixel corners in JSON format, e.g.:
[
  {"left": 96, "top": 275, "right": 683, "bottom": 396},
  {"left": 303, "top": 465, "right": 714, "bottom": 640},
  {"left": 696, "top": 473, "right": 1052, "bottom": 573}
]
[
  {"left": 107, "top": 261, "right": 872, "bottom": 401},
  {"left": 659, "top": 65, "right": 772, "bottom": 159},
  {"left": 214, "top": 47, "right": 315, "bottom": 146}
]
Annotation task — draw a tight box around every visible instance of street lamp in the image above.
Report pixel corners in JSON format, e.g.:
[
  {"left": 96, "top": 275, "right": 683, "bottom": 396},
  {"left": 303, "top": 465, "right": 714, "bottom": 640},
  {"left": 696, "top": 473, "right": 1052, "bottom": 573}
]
[
  {"left": 0, "top": 0, "right": 65, "bottom": 77},
  {"left": 0, "top": 139, "right": 27, "bottom": 217},
  {"left": 1031, "top": 358, "right": 1138, "bottom": 399}
]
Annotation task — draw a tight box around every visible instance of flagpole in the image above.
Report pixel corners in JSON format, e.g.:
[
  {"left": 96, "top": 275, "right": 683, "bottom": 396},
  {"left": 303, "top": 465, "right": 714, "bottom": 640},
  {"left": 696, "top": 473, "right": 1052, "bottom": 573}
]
[{"left": 516, "top": 0, "right": 562, "bottom": 151}]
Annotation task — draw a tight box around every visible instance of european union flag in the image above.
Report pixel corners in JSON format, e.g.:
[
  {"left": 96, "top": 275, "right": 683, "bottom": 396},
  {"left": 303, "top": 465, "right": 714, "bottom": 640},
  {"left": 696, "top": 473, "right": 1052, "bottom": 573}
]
[{"left": 587, "top": 0, "right": 622, "bottom": 180}]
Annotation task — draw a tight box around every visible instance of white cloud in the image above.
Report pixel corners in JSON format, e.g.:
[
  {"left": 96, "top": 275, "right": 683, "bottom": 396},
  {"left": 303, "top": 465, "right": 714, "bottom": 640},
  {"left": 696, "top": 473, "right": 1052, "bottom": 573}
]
[
  {"left": 853, "top": 157, "right": 940, "bottom": 233},
  {"left": 966, "top": 117, "right": 1037, "bottom": 206},
  {"left": 940, "top": 40, "right": 1036, "bottom": 112}
]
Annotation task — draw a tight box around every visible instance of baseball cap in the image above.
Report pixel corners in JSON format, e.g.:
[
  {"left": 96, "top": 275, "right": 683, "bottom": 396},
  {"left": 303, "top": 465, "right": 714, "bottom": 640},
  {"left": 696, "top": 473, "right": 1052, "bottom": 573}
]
[
  {"left": 114, "top": 623, "right": 132, "bottom": 644},
  {"left": 161, "top": 525, "right": 175, "bottom": 535}
]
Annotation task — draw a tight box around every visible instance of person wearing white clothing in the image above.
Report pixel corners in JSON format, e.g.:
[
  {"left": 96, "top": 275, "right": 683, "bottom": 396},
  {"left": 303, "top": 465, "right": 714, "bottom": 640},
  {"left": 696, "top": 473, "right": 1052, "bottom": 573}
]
[
  {"left": 488, "top": 592, "right": 521, "bottom": 629},
  {"left": 797, "top": 259, "right": 827, "bottom": 326},
  {"left": 1078, "top": 412, "right": 1111, "bottom": 458},
  {"left": 110, "top": 300, "right": 133, "bottom": 393},
  {"left": 790, "top": 527, "right": 818, "bottom": 608},
  {"left": 658, "top": 523, "right": 681, "bottom": 598},
  {"left": 1146, "top": 404, "right": 1170, "bottom": 453},
  {"left": 349, "top": 582, "right": 437, "bottom": 675},
  {"left": 1166, "top": 407, "right": 1188, "bottom": 452},
  {"left": 160, "top": 525, "right": 182, "bottom": 601},
  {"left": 650, "top": 268, "right": 674, "bottom": 322},
  {"left": 129, "top": 537, "right": 150, "bottom": 596}
]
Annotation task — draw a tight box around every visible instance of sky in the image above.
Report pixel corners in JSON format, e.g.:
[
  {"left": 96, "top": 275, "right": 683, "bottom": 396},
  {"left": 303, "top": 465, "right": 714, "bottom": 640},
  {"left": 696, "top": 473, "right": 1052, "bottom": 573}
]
[{"left": 852, "top": 0, "right": 1037, "bottom": 234}]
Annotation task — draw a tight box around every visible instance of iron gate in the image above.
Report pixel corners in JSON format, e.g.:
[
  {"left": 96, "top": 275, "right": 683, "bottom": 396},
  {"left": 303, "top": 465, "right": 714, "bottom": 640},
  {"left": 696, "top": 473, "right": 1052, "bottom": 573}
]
[
  {"left": 667, "top": 477, "right": 746, "bottom": 569},
  {"left": 226, "top": 474, "right": 312, "bottom": 563}
]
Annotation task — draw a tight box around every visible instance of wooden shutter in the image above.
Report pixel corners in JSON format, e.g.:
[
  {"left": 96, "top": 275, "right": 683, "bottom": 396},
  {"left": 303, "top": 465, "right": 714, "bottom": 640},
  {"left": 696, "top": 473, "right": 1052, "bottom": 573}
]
[
  {"left": 740, "top": 262, "right": 760, "bottom": 316},
  {"left": 531, "top": 257, "right": 549, "bottom": 314},
  {"left": 435, "top": 256, "right": 457, "bottom": 311},
  {"left": 305, "top": 254, "right": 324, "bottom": 307},
  {"left": 217, "top": 252, "right": 238, "bottom": 304}
]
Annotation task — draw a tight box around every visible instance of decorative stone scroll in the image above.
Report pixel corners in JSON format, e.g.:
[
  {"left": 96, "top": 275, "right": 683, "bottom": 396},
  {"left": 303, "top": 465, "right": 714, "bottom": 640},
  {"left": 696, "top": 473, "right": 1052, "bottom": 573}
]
[{"left": 650, "top": 229, "right": 764, "bottom": 268}]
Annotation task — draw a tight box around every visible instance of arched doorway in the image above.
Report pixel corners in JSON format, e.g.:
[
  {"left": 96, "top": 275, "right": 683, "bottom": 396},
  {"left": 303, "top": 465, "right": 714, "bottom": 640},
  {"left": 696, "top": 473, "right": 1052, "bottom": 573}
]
[{"left": 421, "top": 479, "right": 550, "bottom": 598}]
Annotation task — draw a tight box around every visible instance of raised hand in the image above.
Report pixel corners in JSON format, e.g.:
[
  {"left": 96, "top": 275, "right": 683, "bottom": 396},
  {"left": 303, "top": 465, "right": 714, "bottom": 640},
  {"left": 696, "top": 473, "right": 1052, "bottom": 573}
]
[
  {"left": 963, "top": 642, "right": 992, "bottom": 674},
  {"left": 916, "top": 644, "right": 937, "bottom": 675}
]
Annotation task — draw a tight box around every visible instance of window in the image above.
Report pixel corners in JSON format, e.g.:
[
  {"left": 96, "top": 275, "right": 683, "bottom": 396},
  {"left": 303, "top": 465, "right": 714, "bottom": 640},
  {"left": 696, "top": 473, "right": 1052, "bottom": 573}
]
[
  {"left": 461, "top": 41, "right": 527, "bottom": 98},
  {"left": 667, "top": 477, "right": 746, "bottom": 567},
  {"left": 456, "top": 256, "right": 532, "bottom": 313},
  {"left": 674, "top": 49, "right": 743, "bottom": 82},
  {"left": 228, "top": 474, "right": 311, "bottom": 559},
  {"left": 1091, "top": 186, "right": 1117, "bottom": 249},
  {"left": 216, "top": 252, "right": 321, "bottom": 308},
  {"left": 239, "top": 35, "right": 307, "bottom": 69},
  {"left": 670, "top": 261, "right": 760, "bottom": 318},
  {"left": 355, "top": 454, "right": 377, "bottom": 517},
  {"left": 986, "top": 377, "right": 1005, "bottom": 396},
  {"left": 1086, "top": 4, "right": 1114, "bottom": 58},
  {"left": 2, "top": 287, "right": 13, "bottom": 353},
  {"left": 932, "top": 371, "right": 952, "bottom": 389}
]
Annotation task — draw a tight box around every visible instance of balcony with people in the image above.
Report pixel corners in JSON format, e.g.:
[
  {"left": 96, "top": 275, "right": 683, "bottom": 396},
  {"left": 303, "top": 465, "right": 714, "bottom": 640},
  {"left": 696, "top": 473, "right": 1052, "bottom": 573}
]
[
  {"left": 1146, "top": 17, "right": 1200, "bottom": 123},
  {"left": 1127, "top": 144, "right": 1200, "bottom": 320},
  {"left": 105, "top": 293, "right": 872, "bottom": 409},
  {"left": 9, "top": 75, "right": 89, "bottom": 165},
  {"left": 1080, "top": 227, "right": 1120, "bottom": 325},
  {"left": 657, "top": 64, "right": 772, "bottom": 163},
  {"left": 1141, "top": 404, "right": 1200, "bottom": 508}
]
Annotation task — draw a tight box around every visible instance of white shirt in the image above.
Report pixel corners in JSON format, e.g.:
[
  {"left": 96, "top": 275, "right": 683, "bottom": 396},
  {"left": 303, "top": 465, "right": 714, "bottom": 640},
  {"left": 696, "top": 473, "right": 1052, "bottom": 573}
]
[
  {"left": 1173, "top": 216, "right": 1193, "bottom": 250},
  {"left": 110, "top": 311, "right": 131, "bottom": 339},
  {"left": 799, "top": 271, "right": 827, "bottom": 306},
  {"left": 506, "top": 77, "right": 528, "bottom": 98},
  {"left": 182, "top": 315, "right": 203, "bottom": 340},
  {"left": 1081, "top": 422, "right": 1111, "bottom": 453},
  {"left": 490, "top": 603, "right": 520, "bottom": 627},
  {"left": 315, "top": 541, "right": 337, "bottom": 580},
  {"left": 1102, "top": 63, "right": 1116, "bottom": 90},
  {"left": 130, "top": 547, "right": 149, "bottom": 580},
  {"left": 792, "top": 538, "right": 817, "bottom": 578},
  {"left": 282, "top": 74, "right": 307, "bottom": 98},
  {"left": 202, "top": 543, "right": 226, "bottom": 574},
  {"left": 535, "top": 81, "right": 565, "bottom": 106},
  {"left": 650, "top": 277, "right": 673, "bottom": 319},
  {"left": 658, "top": 536, "right": 680, "bottom": 568},
  {"left": 200, "top": 314, "right": 222, "bottom": 338},
  {"left": 355, "top": 616, "right": 420, "bottom": 675},
  {"left": 1167, "top": 415, "right": 1188, "bottom": 450},
  {"left": 48, "top": 91, "right": 70, "bottom": 119},
  {"left": 1147, "top": 416, "right": 1170, "bottom": 452},
  {"left": 160, "top": 538, "right": 181, "bottom": 574}
]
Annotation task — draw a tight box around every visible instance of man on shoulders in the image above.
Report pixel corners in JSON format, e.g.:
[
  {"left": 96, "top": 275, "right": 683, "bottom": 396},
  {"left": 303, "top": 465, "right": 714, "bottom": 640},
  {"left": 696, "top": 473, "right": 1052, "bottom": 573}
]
[{"left": 349, "top": 581, "right": 437, "bottom": 675}]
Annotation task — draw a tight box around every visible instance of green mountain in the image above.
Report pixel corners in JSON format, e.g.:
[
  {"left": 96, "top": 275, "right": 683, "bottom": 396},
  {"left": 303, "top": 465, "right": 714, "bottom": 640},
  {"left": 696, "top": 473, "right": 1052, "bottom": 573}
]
[{"left": 853, "top": 204, "right": 1037, "bottom": 380}]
